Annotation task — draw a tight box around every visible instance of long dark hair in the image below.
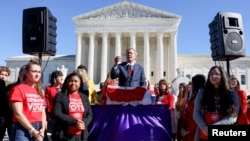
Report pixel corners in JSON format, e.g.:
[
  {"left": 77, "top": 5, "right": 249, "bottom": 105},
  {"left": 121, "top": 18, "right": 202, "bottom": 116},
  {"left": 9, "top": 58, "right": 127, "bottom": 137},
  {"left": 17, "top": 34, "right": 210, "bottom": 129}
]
[
  {"left": 178, "top": 83, "right": 186, "bottom": 99},
  {"left": 201, "top": 66, "right": 236, "bottom": 116},
  {"left": 192, "top": 74, "right": 206, "bottom": 96},
  {"left": 50, "top": 70, "right": 63, "bottom": 85}
]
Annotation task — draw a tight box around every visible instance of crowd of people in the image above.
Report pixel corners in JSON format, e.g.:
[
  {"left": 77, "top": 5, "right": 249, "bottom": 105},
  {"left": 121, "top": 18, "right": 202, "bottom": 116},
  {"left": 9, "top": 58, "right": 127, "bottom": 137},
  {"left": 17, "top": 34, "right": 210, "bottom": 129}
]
[{"left": 0, "top": 48, "right": 250, "bottom": 141}]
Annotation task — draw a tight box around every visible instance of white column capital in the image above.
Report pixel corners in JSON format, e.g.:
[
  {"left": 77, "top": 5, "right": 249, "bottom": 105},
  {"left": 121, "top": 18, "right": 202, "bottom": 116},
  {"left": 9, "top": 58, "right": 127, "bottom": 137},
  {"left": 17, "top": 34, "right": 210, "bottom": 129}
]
[
  {"left": 129, "top": 30, "right": 137, "bottom": 36},
  {"left": 88, "top": 31, "right": 96, "bottom": 37},
  {"left": 157, "top": 31, "right": 164, "bottom": 37},
  {"left": 169, "top": 30, "right": 177, "bottom": 36},
  {"left": 75, "top": 30, "right": 83, "bottom": 36},
  {"left": 115, "top": 31, "right": 122, "bottom": 36},
  {"left": 143, "top": 30, "right": 149, "bottom": 38},
  {"left": 101, "top": 31, "right": 109, "bottom": 37}
]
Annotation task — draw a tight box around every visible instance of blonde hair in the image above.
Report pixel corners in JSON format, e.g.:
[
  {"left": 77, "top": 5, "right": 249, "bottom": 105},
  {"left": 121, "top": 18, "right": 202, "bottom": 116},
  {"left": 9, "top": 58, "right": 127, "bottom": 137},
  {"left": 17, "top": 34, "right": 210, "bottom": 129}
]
[
  {"left": 146, "top": 79, "right": 151, "bottom": 90},
  {"left": 76, "top": 69, "right": 89, "bottom": 83}
]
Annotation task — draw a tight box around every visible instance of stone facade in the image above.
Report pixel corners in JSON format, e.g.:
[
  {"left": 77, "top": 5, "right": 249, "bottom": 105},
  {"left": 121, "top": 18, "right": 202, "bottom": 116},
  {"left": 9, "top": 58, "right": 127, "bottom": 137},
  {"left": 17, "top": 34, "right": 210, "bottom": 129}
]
[{"left": 72, "top": 1, "right": 181, "bottom": 84}]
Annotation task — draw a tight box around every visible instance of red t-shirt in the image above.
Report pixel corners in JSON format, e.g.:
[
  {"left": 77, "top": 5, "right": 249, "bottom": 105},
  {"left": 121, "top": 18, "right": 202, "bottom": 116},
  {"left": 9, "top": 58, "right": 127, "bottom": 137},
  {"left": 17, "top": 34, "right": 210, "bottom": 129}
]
[
  {"left": 45, "top": 85, "right": 60, "bottom": 113},
  {"left": 68, "top": 93, "right": 84, "bottom": 135},
  {"left": 236, "top": 89, "right": 249, "bottom": 124},
  {"left": 161, "top": 93, "right": 175, "bottom": 110},
  {"left": 10, "top": 83, "right": 46, "bottom": 123},
  {"left": 181, "top": 97, "right": 197, "bottom": 141},
  {"left": 199, "top": 111, "right": 223, "bottom": 140}
]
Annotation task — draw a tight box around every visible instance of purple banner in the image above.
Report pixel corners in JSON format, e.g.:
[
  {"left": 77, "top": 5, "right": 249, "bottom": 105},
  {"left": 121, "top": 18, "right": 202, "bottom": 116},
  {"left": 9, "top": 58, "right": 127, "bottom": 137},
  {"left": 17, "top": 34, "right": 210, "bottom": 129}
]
[{"left": 89, "top": 105, "right": 172, "bottom": 141}]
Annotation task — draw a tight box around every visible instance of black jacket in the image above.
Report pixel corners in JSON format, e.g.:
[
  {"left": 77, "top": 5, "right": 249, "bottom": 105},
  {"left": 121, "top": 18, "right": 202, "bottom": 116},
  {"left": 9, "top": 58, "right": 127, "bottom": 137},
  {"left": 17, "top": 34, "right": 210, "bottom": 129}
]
[
  {"left": 53, "top": 92, "right": 93, "bottom": 141},
  {"left": 0, "top": 80, "right": 6, "bottom": 125}
]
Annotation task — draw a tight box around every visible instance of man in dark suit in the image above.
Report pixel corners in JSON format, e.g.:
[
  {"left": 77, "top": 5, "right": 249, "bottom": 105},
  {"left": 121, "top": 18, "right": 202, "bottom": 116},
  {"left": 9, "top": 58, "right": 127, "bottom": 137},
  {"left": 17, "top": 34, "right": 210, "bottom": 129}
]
[{"left": 110, "top": 48, "right": 146, "bottom": 87}]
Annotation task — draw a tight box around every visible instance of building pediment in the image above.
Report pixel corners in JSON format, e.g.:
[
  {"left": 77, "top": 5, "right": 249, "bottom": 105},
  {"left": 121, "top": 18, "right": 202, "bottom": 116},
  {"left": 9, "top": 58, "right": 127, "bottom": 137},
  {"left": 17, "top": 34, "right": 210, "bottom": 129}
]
[{"left": 72, "top": 1, "right": 181, "bottom": 21}]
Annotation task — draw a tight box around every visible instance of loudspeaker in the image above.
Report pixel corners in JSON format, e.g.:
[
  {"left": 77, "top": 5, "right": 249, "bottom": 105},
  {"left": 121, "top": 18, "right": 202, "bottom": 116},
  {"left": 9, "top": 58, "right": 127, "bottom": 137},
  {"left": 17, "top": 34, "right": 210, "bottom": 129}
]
[
  {"left": 22, "top": 7, "right": 57, "bottom": 56},
  {"left": 209, "top": 12, "right": 245, "bottom": 61}
]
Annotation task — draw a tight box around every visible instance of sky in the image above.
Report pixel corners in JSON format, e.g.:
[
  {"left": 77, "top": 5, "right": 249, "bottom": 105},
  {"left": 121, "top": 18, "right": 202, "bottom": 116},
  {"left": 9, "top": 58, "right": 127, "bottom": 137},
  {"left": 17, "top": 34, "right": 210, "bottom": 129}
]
[{"left": 0, "top": 0, "right": 249, "bottom": 66}]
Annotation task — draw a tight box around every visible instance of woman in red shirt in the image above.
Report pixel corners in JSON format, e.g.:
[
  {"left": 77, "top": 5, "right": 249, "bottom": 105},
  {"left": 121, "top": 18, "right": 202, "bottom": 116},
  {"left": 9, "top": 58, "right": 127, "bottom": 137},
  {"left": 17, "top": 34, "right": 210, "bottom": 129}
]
[
  {"left": 231, "top": 77, "right": 249, "bottom": 124},
  {"left": 10, "top": 59, "right": 46, "bottom": 141},
  {"left": 45, "top": 70, "right": 64, "bottom": 133},
  {"left": 156, "top": 79, "right": 175, "bottom": 140},
  {"left": 156, "top": 79, "right": 175, "bottom": 109},
  {"left": 247, "top": 96, "right": 250, "bottom": 121},
  {"left": 193, "top": 66, "right": 239, "bottom": 141},
  {"left": 180, "top": 74, "right": 206, "bottom": 141},
  {"left": 52, "top": 72, "right": 92, "bottom": 141}
]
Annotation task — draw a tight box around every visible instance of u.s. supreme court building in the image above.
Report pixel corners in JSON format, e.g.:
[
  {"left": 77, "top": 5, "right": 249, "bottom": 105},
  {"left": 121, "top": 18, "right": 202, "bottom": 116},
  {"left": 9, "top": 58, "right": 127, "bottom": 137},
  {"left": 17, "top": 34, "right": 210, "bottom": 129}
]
[{"left": 5, "top": 1, "right": 250, "bottom": 94}]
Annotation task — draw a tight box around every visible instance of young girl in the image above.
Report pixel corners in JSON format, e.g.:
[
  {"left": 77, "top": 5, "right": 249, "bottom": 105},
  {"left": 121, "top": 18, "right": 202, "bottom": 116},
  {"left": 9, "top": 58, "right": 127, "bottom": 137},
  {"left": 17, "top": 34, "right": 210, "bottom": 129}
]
[
  {"left": 156, "top": 79, "right": 175, "bottom": 109},
  {"left": 52, "top": 72, "right": 93, "bottom": 141},
  {"left": 231, "top": 77, "right": 249, "bottom": 124},
  {"left": 176, "top": 82, "right": 186, "bottom": 141},
  {"left": 180, "top": 74, "right": 206, "bottom": 141},
  {"left": 193, "top": 66, "right": 239, "bottom": 141},
  {"left": 45, "top": 70, "right": 64, "bottom": 133},
  {"left": 155, "top": 79, "right": 175, "bottom": 141},
  {"left": 10, "top": 59, "right": 46, "bottom": 141}
]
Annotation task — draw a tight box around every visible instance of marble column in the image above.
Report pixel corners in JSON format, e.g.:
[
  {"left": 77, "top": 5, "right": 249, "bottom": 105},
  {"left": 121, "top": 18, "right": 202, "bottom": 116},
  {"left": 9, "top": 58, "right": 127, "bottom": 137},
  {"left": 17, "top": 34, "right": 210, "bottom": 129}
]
[
  {"left": 101, "top": 31, "right": 108, "bottom": 82},
  {"left": 88, "top": 31, "right": 95, "bottom": 79},
  {"left": 130, "top": 31, "right": 136, "bottom": 49},
  {"left": 157, "top": 31, "right": 164, "bottom": 81},
  {"left": 170, "top": 31, "right": 178, "bottom": 80},
  {"left": 115, "top": 31, "right": 122, "bottom": 56},
  {"left": 143, "top": 31, "right": 150, "bottom": 79},
  {"left": 75, "top": 31, "right": 82, "bottom": 69}
]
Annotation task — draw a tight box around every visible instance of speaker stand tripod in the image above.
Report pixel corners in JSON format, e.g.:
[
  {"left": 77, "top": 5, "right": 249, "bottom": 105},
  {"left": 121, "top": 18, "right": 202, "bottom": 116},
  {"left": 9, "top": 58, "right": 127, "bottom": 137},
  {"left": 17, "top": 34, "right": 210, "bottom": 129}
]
[
  {"left": 38, "top": 52, "right": 43, "bottom": 83},
  {"left": 226, "top": 57, "right": 231, "bottom": 78}
]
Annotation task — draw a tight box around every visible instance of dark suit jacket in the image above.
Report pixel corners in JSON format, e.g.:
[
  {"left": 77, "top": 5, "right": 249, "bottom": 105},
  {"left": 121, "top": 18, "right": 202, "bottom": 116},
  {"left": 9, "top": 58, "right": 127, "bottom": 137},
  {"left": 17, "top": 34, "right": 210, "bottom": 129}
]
[{"left": 110, "top": 62, "right": 146, "bottom": 87}]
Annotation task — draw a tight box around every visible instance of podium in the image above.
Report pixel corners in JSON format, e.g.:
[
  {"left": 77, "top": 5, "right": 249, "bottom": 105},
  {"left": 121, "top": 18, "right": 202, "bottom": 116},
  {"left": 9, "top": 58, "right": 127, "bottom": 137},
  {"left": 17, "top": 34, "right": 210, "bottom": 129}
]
[{"left": 88, "top": 105, "right": 172, "bottom": 141}]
